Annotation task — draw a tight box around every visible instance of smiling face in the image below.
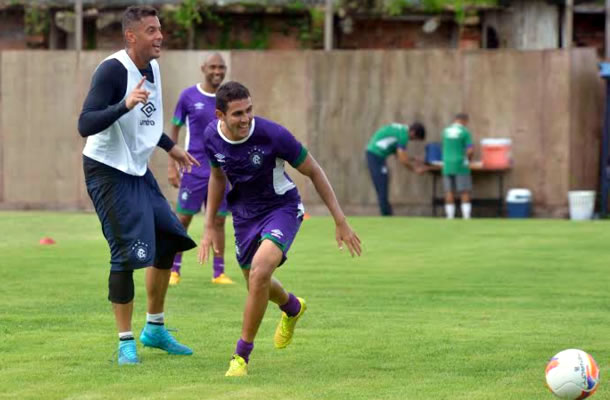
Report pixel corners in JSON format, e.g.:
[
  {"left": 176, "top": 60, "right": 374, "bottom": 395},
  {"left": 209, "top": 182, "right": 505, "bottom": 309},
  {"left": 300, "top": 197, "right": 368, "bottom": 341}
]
[
  {"left": 202, "top": 54, "right": 227, "bottom": 91},
  {"left": 216, "top": 97, "right": 253, "bottom": 141},
  {"left": 124, "top": 14, "right": 163, "bottom": 65}
]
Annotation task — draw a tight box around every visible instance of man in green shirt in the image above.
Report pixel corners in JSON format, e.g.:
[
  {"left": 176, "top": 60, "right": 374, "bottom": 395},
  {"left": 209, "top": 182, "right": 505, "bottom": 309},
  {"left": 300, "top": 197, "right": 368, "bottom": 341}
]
[
  {"left": 365, "top": 122, "right": 426, "bottom": 216},
  {"left": 442, "top": 113, "right": 474, "bottom": 219}
]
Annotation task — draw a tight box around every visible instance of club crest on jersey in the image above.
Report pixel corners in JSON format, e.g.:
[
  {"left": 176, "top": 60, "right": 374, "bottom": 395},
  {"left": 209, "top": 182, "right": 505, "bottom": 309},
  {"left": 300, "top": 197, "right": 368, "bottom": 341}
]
[
  {"left": 248, "top": 147, "right": 265, "bottom": 168},
  {"left": 131, "top": 240, "right": 149, "bottom": 261}
]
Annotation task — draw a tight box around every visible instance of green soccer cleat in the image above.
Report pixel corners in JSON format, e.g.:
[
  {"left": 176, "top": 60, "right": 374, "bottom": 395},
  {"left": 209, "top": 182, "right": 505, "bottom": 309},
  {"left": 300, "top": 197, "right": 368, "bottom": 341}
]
[
  {"left": 273, "top": 297, "right": 307, "bottom": 349},
  {"left": 139, "top": 323, "right": 193, "bottom": 355},
  {"left": 118, "top": 339, "right": 140, "bottom": 365},
  {"left": 225, "top": 354, "right": 248, "bottom": 377}
]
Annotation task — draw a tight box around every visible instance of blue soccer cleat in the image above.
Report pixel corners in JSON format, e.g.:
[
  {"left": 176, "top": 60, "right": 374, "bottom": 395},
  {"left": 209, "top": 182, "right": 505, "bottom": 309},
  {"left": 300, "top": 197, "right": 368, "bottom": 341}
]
[
  {"left": 118, "top": 339, "right": 140, "bottom": 365},
  {"left": 139, "top": 323, "right": 193, "bottom": 355}
]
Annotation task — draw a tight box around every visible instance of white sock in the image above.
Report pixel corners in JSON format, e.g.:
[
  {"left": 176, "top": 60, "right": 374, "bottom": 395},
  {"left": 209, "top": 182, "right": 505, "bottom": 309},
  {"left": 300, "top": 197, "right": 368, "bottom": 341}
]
[
  {"left": 462, "top": 203, "right": 472, "bottom": 219},
  {"left": 146, "top": 312, "right": 164, "bottom": 324},
  {"left": 119, "top": 331, "right": 134, "bottom": 340},
  {"left": 445, "top": 204, "right": 455, "bottom": 219}
]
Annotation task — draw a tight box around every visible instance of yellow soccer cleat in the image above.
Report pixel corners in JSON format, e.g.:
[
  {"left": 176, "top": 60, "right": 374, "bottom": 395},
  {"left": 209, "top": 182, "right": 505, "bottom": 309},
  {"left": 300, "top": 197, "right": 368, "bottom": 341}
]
[
  {"left": 169, "top": 271, "right": 181, "bottom": 286},
  {"left": 274, "top": 297, "right": 307, "bottom": 349},
  {"left": 212, "top": 273, "right": 235, "bottom": 285},
  {"left": 225, "top": 354, "right": 248, "bottom": 377}
]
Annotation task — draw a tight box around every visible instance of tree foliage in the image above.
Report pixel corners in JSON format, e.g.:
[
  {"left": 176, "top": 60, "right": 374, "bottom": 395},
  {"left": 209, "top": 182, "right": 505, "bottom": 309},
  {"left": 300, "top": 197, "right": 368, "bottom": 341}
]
[{"left": 386, "top": 0, "right": 499, "bottom": 17}]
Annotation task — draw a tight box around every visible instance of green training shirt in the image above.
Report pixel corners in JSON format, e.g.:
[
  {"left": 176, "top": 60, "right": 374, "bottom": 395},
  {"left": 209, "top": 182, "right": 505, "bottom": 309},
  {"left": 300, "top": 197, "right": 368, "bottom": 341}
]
[
  {"left": 366, "top": 124, "right": 409, "bottom": 159},
  {"left": 442, "top": 123, "right": 473, "bottom": 176}
]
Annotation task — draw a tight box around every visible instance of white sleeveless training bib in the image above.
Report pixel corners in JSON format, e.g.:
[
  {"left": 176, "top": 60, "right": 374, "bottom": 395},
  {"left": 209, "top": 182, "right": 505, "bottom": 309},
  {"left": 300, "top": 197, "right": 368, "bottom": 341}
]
[{"left": 83, "top": 49, "right": 163, "bottom": 176}]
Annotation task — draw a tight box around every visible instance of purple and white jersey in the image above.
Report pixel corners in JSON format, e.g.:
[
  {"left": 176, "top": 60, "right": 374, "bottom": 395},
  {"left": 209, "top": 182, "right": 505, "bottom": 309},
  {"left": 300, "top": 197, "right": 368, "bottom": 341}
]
[
  {"left": 203, "top": 117, "right": 308, "bottom": 219},
  {"left": 172, "top": 84, "right": 217, "bottom": 176}
]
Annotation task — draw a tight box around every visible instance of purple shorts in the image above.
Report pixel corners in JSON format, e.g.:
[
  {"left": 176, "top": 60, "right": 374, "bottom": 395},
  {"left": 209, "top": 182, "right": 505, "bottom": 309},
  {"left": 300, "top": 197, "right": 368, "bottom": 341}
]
[
  {"left": 233, "top": 202, "right": 304, "bottom": 269},
  {"left": 176, "top": 169, "right": 230, "bottom": 216}
]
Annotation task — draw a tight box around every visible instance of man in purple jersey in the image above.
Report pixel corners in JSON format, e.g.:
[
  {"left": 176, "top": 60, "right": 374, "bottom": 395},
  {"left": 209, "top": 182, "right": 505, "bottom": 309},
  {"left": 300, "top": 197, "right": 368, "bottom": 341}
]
[
  {"left": 167, "top": 53, "right": 234, "bottom": 286},
  {"left": 198, "top": 81, "right": 362, "bottom": 376}
]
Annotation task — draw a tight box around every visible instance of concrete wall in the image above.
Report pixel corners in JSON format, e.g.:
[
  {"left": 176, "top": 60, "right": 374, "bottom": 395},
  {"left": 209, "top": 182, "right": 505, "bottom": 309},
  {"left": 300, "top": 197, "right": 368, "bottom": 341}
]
[
  {"left": 569, "top": 50, "right": 603, "bottom": 194},
  {"left": 0, "top": 48, "right": 602, "bottom": 217},
  {"left": 463, "top": 50, "right": 570, "bottom": 215},
  {"left": 1, "top": 51, "right": 82, "bottom": 209},
  {"left": 308, "top": 50, "right": 463, "bottom": 215}
]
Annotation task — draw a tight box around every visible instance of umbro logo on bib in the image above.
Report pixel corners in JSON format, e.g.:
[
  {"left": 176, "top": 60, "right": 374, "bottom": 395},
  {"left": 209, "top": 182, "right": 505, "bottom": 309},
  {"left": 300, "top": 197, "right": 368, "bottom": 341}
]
[
  {"left": 141, "top": 102, "right": 156, "bottom": 117},
  {"left": 140, "top": 102, "right": 156, "bottom": 126}
]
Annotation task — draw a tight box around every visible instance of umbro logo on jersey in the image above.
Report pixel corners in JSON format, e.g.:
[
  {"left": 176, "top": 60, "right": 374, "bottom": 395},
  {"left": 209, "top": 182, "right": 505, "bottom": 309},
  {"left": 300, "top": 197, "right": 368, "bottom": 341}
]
[
  {"left": 141, "top": 102, "right": 156, "bottom": 118},
  {"left": 214, "top": 153, "right": 226, "bottom": 163},
  {"left": 194, "top": 102, "right": 204, "bottom": 110},
  {"left": 270, "top": 229, "right": 284, "bottom": 239}
]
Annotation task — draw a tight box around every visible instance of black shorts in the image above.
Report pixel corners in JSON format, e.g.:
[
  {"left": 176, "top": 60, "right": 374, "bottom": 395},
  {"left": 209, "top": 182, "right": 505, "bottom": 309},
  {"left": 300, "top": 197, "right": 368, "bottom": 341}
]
[{"left": 84, "top": 156, "right": 196, "bottom": 271}]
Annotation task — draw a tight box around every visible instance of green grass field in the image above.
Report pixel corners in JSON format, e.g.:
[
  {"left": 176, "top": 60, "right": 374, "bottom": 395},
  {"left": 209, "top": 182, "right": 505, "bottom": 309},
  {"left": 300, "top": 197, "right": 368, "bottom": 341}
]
[{"left": 2, "top": 211, "right": 610, "bottom": 399}]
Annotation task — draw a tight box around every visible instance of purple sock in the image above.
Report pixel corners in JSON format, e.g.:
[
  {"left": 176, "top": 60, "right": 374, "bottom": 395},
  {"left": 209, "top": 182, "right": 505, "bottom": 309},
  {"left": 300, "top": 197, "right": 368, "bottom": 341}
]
[
  {"left": 171, "top": 253, "right": 182, "bottom": 273},
  {"left": 280, "top": 293, "right": 301, "bottom": 317},
  {"left": 235, "top": 339, "right": 254, "bottom": 363},
  {"left": 213, "top": 256, "right": 224, "bottom": 278}
]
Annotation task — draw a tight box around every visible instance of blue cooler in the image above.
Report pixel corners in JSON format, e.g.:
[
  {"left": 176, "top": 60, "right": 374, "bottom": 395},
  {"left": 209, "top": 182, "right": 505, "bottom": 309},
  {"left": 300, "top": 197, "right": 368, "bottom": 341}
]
[
  {"left": 425, "top": 142, "right": 442, "bottom": 164},
  {"left": 506, "top": 188, "right": 532, "bottom": 218}
]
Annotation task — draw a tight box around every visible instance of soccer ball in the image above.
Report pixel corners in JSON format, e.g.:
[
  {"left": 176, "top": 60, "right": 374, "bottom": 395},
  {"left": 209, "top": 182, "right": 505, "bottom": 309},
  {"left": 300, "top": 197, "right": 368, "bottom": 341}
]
[{"left": 545, "top": 349, "right": 600, "bottom": 399}]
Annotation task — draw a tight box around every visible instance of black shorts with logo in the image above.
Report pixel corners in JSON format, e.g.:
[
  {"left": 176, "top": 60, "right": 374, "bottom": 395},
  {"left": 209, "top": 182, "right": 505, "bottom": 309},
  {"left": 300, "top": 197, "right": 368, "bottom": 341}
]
[{"left": 84, "top": 155, "right": 196, "bottom": 271}]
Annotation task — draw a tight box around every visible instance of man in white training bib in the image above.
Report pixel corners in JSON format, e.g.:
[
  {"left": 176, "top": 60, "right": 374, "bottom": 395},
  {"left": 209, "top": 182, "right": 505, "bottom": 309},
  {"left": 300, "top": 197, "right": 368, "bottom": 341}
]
[{"left": 78, "top": 5, "right": 199, "bottom": 365}]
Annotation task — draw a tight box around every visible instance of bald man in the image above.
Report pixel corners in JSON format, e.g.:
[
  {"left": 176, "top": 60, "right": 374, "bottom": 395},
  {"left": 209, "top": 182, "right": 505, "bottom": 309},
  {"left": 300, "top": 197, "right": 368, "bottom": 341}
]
[{"left": 167, "top": 53, "right": 234, "bottom": 286}]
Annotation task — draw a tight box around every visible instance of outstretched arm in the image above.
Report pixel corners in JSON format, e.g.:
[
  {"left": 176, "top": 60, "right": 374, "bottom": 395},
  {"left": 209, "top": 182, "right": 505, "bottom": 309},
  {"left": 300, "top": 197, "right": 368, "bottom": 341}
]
[
  {"left": 167, "top": 124, "right": 182, "bottom": 188},
  {"left": 167, "top": 142, "right": 199, "bottom": 173},
  {"left": 397, "top": 148, "right": 428, "bottom": 174},
  {"left": 296, "top": 154, "right": 361, "bottom": 257},
  {"left": 396, "top": 148, "right": 415, "bottom": 170},
  {"left": 198, "top": 166, "right": 227, "bottom": 264},
  {"left": 466, "top": 145, "right": 474, "bottom": 161}
]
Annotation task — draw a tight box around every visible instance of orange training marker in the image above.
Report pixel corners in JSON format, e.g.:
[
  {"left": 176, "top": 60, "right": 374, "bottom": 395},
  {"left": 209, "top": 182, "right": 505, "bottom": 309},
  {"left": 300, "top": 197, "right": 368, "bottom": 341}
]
[{"left": 39, "top": 237, "right": 56, "bottom": 245}]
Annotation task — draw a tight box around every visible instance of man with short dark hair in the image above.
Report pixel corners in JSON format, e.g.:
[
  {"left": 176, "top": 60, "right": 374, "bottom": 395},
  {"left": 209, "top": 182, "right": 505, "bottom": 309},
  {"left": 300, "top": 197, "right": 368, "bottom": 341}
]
[
  {"left": 167, "top": 53, "right": 234, "bottom": 286},
  {"left": 199, "top": 81, "right": 362, "bottom": 376},
  {"left": 78, "top": 5, "right": 198, "bottom": 365},
  {"left": 442, "top": 113, "right": 474, "bottom": 219},
  {"left": 365, "top": 122, "right": 426, "bottom": 216}
]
